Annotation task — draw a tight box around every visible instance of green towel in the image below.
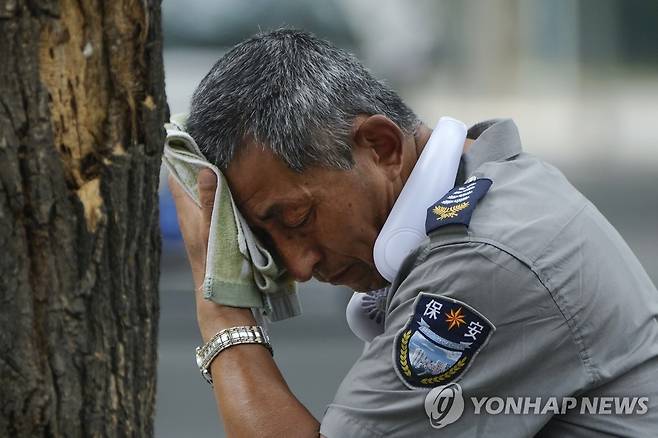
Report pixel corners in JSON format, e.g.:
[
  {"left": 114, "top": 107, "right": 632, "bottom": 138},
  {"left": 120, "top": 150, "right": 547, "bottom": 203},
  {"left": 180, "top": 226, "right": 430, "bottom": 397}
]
[{"left": 162, "top": 114, "right": 301, "bottom": 322}]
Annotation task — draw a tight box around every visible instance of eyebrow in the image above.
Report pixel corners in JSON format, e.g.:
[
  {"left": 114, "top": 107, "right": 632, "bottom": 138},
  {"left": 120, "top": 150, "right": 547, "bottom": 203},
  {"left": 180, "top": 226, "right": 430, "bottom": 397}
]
[{"left": 255, "top": 195, "right": 311, "bottom": 222}]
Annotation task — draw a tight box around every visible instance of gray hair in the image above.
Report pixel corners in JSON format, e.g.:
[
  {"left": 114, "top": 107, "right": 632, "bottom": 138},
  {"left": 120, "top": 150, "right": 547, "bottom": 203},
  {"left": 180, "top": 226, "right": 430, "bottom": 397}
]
[{"left": 186, "top": 28, "right": 419, "bottom": 172}]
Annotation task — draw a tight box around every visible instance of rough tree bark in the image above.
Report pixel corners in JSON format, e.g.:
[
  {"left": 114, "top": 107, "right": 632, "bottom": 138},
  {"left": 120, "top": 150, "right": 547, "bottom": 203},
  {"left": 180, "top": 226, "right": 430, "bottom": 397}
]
[{"left": 0, "top": 0, "right": 166, "bottom": 436}]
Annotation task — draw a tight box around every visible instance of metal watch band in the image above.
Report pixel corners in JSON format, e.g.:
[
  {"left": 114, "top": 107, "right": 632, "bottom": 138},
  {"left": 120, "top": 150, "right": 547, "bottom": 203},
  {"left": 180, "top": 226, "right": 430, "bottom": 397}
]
[{"left": 195, "top": 325, "right": 272, "bottom": 385}]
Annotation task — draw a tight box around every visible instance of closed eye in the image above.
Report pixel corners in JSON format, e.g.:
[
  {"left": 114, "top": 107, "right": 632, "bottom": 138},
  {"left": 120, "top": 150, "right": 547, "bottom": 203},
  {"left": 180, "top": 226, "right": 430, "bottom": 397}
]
[{"left": 285, "top": 207, "right": 313, "bottom": 229}]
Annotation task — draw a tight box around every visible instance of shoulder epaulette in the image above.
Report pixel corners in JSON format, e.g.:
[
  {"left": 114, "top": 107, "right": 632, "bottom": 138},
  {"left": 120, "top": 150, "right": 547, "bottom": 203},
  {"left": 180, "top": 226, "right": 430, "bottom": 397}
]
[{"left": 425, "top": 177, "right": 493, "bottom": 235}]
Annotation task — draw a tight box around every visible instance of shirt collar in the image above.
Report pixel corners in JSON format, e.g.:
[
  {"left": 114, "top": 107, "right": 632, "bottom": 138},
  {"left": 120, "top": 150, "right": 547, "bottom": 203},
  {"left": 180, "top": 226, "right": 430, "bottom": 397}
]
[{"left": 455, "top": 118, "right": 523, "bottom": 184}]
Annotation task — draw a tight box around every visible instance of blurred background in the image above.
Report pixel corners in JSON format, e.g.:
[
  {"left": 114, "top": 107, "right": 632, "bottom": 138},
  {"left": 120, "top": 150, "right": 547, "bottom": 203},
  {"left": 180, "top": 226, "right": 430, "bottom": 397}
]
[{"left": 156, "top": 1, "right": 658, "bottom": 436}]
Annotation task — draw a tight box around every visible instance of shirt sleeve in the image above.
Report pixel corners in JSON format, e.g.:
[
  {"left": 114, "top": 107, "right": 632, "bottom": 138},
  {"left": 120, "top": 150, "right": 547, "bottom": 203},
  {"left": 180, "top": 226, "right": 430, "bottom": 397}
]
[{"left": 320, "top": 241, "right": 590, "bottom": 438}]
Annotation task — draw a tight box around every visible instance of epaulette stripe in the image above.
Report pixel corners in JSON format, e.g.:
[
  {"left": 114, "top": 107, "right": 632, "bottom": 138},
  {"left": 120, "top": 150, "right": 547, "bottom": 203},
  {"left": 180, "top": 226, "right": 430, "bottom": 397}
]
[{"left": 425, "top": 178, "right": 493, "bottom": 235}]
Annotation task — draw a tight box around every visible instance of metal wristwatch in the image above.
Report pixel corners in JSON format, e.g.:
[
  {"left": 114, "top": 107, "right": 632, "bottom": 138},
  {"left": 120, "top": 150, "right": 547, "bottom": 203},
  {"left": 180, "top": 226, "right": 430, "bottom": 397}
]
[{"left": 195, "top": 325, "right": 272, "bottom": 385}]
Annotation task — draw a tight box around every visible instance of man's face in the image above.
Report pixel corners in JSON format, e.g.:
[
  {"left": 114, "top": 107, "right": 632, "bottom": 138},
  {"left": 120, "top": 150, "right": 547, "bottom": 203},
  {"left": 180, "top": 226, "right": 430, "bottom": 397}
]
[{"left": 224, "top": 141, "right": 394, "bottom": 292}]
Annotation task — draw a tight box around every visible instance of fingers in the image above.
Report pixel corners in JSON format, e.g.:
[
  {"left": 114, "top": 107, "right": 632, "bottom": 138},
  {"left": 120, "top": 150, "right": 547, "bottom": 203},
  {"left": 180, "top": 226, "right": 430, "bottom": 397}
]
[
  {"left": 166, "top": 169, "right": 217, "bottom": 292},
  {"left": 197, "top": 168, "right": 217, "bottom": 243},
  {"left": 166, "top": 171, "right": 214, "bottom": 292},
  {"left": 198, "top": 168, "right": 217, "bottom": 221}
]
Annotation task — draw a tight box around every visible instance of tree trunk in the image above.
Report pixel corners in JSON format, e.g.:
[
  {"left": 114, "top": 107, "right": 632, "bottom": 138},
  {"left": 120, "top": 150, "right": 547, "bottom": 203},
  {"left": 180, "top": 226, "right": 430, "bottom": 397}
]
[{"left": 0, "top": 0, "right": 166, "bottom": 436}]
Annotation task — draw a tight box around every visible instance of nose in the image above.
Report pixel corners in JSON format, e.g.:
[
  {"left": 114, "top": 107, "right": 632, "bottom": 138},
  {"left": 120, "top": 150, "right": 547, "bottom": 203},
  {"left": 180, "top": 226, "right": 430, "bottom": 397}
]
[{"left": 271, "top": 232, "right": 322, "bottom": 282}]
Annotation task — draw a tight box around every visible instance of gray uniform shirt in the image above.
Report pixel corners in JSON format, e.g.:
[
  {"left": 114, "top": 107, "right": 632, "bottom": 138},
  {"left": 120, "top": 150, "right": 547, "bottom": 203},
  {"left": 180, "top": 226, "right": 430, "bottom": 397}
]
[{"left": 319, "top": 119, "right": 658, "bottom": 437}]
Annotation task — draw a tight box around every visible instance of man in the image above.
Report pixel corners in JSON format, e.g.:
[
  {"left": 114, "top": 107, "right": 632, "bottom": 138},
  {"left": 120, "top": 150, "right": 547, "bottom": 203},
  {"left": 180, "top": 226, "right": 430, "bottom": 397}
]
[{"left": 169, "top": 29, "right": 658, "bottom": 437}]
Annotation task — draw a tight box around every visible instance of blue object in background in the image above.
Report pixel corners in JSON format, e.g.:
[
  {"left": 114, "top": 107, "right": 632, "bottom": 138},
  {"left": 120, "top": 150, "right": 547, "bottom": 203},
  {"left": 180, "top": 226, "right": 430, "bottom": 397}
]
[{"left": 160, "top": 186, "right": 183, "bottom": 241}]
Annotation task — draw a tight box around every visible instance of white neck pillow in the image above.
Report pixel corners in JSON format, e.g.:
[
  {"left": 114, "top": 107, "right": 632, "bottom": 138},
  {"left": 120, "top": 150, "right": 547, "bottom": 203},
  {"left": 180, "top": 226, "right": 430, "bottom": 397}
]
[{"left": 346, "top": 117, "right": 467, "bottom": 342}]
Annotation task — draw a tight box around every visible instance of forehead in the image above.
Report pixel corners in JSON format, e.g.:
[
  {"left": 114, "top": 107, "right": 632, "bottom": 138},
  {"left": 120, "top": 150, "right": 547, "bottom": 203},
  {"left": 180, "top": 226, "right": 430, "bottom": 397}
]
[{"left": 223, "top": 144, "right": 313, "bottom": 216}]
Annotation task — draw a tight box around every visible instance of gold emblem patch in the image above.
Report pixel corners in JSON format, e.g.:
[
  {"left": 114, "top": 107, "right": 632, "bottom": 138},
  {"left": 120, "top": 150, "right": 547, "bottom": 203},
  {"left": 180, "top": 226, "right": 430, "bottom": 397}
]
[{"left": 432, "top": 202, "right": 470, "bottom": 220}]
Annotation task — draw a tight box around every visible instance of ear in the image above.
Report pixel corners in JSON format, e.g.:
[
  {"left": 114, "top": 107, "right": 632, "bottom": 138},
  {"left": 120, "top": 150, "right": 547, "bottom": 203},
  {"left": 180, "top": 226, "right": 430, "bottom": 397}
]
[{"left": 352, "top": 114, "right": 405, "bottom": 180}]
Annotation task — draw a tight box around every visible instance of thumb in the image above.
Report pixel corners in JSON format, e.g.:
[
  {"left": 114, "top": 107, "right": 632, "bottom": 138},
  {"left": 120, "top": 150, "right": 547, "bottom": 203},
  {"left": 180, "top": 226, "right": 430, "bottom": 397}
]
[{"left": 197, "top": 169, "right": 217, "bottom": 231}]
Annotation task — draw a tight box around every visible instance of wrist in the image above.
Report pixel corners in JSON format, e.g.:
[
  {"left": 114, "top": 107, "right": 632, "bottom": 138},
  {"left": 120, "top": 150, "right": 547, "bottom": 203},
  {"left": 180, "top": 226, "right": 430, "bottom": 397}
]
[
  {"left": 197, "top": 303, "right": 256, "bottom": 343},
  {"left": 196, "top": 325, "right": 272, "bottom": 385},
  {"left": 191, "top": 267, "right": 205, "bottom": 295}
]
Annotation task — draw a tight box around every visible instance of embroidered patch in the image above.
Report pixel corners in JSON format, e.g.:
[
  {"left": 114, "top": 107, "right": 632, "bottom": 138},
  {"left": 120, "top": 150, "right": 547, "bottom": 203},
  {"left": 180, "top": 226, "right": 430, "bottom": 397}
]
[
  {"left": 394, "top": 293, "right": 495, "bottom": 389},
  {"left": 425, "top": 178, "right": 492, "bottom": 235}
]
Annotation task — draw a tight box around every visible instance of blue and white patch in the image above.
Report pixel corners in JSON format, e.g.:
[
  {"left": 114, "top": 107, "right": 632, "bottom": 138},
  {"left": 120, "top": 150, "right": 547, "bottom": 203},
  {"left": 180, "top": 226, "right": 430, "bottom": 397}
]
[
  {"left": 394, "top": 293, "right": 495, "bottom": 389},
  {"left": 425, "top": 177, "right": 492, "bottom": 235}
]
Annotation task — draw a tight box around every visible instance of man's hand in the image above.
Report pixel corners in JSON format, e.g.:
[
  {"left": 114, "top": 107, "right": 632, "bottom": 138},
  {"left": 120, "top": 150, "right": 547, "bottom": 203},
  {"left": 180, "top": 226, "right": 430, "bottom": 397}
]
[
  {"left": 167, "top": 169, "right": 216, "bottom": 291},
  {"left": 168, "top": 169, "right": 254, "bottom": 341}
]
